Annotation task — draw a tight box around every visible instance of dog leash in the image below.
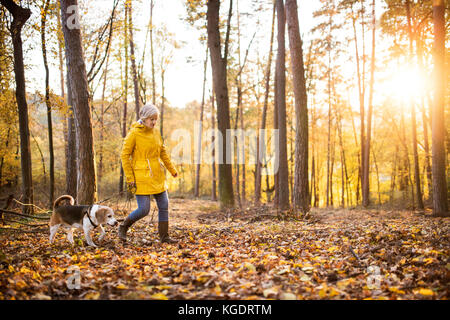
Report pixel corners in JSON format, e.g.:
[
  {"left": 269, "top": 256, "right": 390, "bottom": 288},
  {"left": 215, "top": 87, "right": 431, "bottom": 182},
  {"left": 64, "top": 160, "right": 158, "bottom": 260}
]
[{"left": 97, "top": 190, "right": 128, "bottom": 204}]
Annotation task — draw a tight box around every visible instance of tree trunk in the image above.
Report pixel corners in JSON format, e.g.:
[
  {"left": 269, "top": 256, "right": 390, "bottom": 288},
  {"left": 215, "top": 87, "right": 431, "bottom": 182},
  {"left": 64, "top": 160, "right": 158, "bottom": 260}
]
[
  {"left": 340, "top": 141, "right": 345, "bottom": 207},
  {"left": 31, "top": 131, "right": 46, "bottom": 188},
  {"left": 286, "top": 0, "right": 309, "bottom": 213},
  {"left": 311, "top": 151, "right": 316, "bottom": 207},
  {"left": 56, "top": 0, "right": 74, "bottom": 198},
  {"left": 372, "top": 147, "right": 381, "bottom": 205},
  {"left": 399, "top": 108, "right": 413, "bottom": 206},
  {"left": 98, "top": 41, "right": 111, "bottom": 191},
  {"left": 351, "top": 2, "right": 365, "bottom": 206},
  {"left": 326, "top": 78, "right": 332, "bottom": 207},
  {"left": 119, "top": 2, "right": 129, "bottom": 193},
  {"left": 211, "top": 92, "right": 217, "bottom": 201},
  {"left": 0, "top": 128, "right": 11, "bottom": 186},
  {"left": 195, "top": 46, "right": 208, "bottom": 198},
  {"left": 0, "top": 0, "right": 34, "bottom": 213},
  {"left": 150, "top": 0, "right": 156, "bottom": 105},
  {"left": 312, "top": 100, "right": 319, "bottom": 207},
  {"left": 61, "top": 0, "right": 97, "bottom": 204},
  {"left": 330, "top": 132, "right": 335, "bottom": 207},
  {"left": 390, "top": 144, "right": 398, "bottom": 204},
  {"left": 41, "top": 0, "right": 54, "bottom": 209},
  {"left": 337, "top": 108, "right": 347, "bottom": 208},
  {"left": 416, "top": 36, "right": 433, "bottom": 203},
  {"left": 127, "top": 0, "right": 140, "bottom": 120},
  {"left": 431, "top": 0, "right": 448, "bottom": 216},
  {"left": 56, "top": 1, "right": 65, "bottom": 100},
  {"left": 236, "top": 0, "right": 246, "bottom": 205},
  {"left": 234, "top": 103, "right": 241, "bottom": 207},
  {"left": 362, "top": 0, "right": 376, "bottom": 207},
  {"left": 207, "top": 0, "right": 234, "bottom": 209},
  {"left": 289, "top": 124, "right": 294, "bottom": 204},
  {"left": 360, "top": 1, "right": 367, "bottom": 206},
  {"left": 273, "top": 79, "right": 279, "bottom": 207},
  {"left": 160, "top": 68, "right": 165, "bottom": 138},
  {"left": 275, "top": 0, "right": 289, "bottom": 210},
  {"left": 405, "top": 0, "right": 424, "bottom": 210},
  {"left": 325, "top": 5, "right": 334, "bottom": 208},
  {"left": 255, "top": 2, "right": 275, "bottom": 204},
  {"left": 65, "top": 70, "right": 77, "bottom": 198},
  {"left": 137, "top": 11, "right": 150, "bottom": 105},
  {"left": 411, "top": 102, "right": 424, "bottom": 209},
  {"left": 347, "top": 98, "right": 361, "bottom": 205},
  {"left": 240, "top": 95, "right": 245, "bottom": 204}
]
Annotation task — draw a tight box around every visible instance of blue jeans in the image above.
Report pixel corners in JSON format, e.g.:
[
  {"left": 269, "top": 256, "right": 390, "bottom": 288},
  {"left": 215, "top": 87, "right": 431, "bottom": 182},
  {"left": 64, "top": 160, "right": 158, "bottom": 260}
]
[{"left": 127, "top": 191, "right": 169, "bottom": 223}]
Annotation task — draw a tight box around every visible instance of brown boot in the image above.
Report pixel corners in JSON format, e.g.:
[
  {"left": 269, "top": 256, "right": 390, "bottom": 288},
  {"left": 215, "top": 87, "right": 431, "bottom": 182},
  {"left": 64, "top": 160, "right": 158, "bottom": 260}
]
[
  {"left": 158, "top": 221, "right": 176, "bottom": 244},
  {"left": 118, "top": 217, "right": 134, "bottom": 242}
]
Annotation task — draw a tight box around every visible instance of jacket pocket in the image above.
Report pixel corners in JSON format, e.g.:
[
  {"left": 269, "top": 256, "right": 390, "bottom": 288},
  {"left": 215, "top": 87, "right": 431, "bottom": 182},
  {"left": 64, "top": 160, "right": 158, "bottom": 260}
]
[{"left": 133, "top": 160, "right": 150, "bottom": 182}]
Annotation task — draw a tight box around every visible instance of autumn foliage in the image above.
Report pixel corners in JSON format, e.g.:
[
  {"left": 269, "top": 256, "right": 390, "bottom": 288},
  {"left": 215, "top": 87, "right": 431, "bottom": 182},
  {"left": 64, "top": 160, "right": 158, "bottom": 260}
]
[
  {"left": 0, "top": 199, "right": 448, "bottom": 300},
  {"left": 0, "top": 0, "right": 448, "bottom": 302}
]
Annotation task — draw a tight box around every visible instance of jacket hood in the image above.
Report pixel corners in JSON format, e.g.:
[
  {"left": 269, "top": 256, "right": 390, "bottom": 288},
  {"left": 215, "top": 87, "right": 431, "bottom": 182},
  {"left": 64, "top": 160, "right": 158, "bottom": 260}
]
[
  {"left": 131, "top": 120, "right": 145, "bottom": 129},
  {"left": 131, "top": 120, "right": 156, "bottom": 131}
]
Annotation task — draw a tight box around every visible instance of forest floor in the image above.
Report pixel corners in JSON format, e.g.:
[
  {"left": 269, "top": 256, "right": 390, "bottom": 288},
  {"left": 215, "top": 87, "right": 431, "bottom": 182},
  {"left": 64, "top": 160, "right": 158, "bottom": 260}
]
[{"left": 0, "top": 198, "right": 448, "bottom": 300}]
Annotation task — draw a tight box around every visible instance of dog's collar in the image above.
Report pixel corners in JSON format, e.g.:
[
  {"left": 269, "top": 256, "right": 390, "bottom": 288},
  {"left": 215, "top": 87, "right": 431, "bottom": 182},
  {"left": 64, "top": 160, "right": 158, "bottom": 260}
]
[{"left": 85, "top": 205, "right": 98, "bottom": 228}]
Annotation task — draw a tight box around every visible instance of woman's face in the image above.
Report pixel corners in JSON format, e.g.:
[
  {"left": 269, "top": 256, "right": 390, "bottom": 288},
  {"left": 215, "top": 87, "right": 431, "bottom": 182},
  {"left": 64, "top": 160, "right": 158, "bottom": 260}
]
[{"left": 143, "top": 114, "right": 158, "bottom": 129}]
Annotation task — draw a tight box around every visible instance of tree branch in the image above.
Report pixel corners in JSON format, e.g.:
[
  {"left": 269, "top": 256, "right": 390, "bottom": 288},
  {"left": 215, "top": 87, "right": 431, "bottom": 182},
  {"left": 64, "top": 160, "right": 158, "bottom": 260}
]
[
  {"left": 0, "top": 209, "right": 50, "bottom": 220},
  {"left": 223, "top": 0, "right": 233, "bottom": 66}
]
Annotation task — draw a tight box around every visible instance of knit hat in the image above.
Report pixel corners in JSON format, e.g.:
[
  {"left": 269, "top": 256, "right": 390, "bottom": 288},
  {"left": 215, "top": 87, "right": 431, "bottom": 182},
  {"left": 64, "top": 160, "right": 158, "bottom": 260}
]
[{"left": 139, "top": 103, "right": 159, "bottom": 120}]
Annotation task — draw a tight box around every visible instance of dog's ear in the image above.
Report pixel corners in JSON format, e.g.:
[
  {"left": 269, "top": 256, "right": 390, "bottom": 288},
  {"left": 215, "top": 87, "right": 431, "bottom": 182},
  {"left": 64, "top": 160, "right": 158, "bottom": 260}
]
[{"left": 95, "top": 208, "right": 108, "bottom": 224}]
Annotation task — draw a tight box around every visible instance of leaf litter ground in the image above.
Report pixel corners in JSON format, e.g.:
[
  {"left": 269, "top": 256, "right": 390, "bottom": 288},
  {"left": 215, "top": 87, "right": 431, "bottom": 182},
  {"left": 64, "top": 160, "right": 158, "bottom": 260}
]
[{"left": 0, "top": 198, "right": 448, "bottom": 300}]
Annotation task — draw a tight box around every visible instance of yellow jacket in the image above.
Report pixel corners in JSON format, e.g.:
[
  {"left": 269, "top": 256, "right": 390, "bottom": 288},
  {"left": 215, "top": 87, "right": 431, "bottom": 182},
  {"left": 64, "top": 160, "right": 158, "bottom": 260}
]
[{"left": 121, "top": 121, "right": 177, "bottom": 195}]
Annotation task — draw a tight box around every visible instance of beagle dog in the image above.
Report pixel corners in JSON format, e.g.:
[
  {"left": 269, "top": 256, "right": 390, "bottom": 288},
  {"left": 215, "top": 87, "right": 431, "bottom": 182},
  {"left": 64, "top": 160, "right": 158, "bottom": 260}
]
[{"left": 49, "top": 195, "right": 118, "bottom": 247}]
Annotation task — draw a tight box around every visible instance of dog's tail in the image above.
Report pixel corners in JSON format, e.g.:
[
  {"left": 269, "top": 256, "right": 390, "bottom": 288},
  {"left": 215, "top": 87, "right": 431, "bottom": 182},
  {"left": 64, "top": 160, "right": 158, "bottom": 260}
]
[{"left": 53, "top": 195, "right": 75, "bottom": 210}]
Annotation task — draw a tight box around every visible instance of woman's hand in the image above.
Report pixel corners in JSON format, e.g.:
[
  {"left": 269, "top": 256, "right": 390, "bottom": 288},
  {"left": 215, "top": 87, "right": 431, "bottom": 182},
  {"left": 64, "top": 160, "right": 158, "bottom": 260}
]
[{"left": 127, "top": 182, "right": 137, "bottom": 193}]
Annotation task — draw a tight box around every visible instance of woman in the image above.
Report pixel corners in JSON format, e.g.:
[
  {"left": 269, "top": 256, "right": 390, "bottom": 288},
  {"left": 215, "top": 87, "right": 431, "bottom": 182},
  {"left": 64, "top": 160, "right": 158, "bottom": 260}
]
[{"left": 119, "top": 104, "right": 178, "bottom": 243}]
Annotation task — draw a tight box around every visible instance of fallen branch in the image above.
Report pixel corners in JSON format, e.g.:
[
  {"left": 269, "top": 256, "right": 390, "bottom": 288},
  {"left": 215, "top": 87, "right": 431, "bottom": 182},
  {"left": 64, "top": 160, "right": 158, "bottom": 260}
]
[
  {"left": 0, "top": 227, "right": 47, "bottom": 233},
  {"left": 2, "top": 217, "right": 48, "bottom": 227},
  {"left": 349, "top": 245, "right": 363, "bottom": 266},
  {"left": 0, "top": 209, "right": 50, "bottom": 220},
  {"left": 247, "top": 214, "right": 278, "bottom": 223},
  {"left": 12, "top": 198, "right": 50, "bottom": 213}
]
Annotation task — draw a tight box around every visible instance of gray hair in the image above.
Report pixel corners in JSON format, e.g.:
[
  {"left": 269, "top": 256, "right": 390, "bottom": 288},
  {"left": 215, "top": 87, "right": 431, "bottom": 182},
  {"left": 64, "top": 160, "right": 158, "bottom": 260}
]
[{"left": 139, "top": 103, "right": 159, "bottom": 120}]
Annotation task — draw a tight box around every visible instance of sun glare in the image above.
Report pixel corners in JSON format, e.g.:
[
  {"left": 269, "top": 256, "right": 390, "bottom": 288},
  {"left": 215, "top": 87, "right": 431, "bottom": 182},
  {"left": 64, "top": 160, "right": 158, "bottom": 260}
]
[{"left": 380, "top": 65, "right": 426, "bottom": 104}]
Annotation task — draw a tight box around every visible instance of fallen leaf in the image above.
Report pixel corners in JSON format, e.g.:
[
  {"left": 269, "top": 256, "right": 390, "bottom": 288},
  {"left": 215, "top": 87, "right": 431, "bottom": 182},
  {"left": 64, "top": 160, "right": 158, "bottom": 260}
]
[
  {"left": 116, "top": 283, "right": 128, "bottom": 290},
  {"left": 84, "top": 291, "right": 100, "bottom": 300},
  {"left": 263, "top": 287, "right": 279, "bottom": 298},
  {"left": 280, "top": 292, "right": 296, "bottom": 300},
  {"left": 151, "top": 292, "right": 168, "bottom": 300},
  {"left": 414, "top": 288, "right": 435, "bottom": 296},
  {"left": 31, "top": 293, "right": 51, "bottom": 300}
]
